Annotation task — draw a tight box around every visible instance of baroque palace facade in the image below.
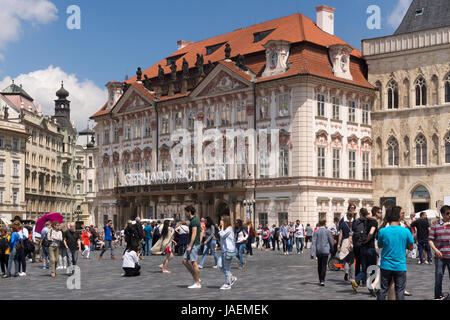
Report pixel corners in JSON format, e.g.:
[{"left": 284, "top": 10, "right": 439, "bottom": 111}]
[
  {"left": 92, "top": 6, "right": 376, "bottom": 228},
  {"left": 362, "top": 0, "right": 450, "bottom": 213}
]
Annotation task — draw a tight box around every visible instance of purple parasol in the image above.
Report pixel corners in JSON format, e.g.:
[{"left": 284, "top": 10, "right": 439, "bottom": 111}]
[{"left": 35, "top": 212, "right": 64, "bottom": 234}]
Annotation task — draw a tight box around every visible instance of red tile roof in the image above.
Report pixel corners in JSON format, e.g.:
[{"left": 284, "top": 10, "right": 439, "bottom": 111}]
[{"left": 92, "top": 12, "right": 372, "bottom": 118}]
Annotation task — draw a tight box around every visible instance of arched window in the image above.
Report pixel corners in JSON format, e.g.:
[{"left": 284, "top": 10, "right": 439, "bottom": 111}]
[
  {"left": 415, "top": 76, "right": 427, "bottom": 106},
  {"left": 445, "top": 74, "right": 450, "bottom": 103},
  {"left": 412, "top": 185, "right": 430, "bottom": 199},
  {"left": 387, "top": 137, "right": 399, "bottom": 166},
  {"left": 445, "top": 133, "right": 450, "bottom": 163},
  {"left": 387, "top": 80, "right": 399, "bottom": 109},
  {"left": 415, "top": 134, "right": 427, "bottom": 165}
]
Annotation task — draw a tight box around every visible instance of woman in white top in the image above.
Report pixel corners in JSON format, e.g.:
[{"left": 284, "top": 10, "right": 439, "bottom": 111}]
[
  {"left": 218, "top": 215, "right": 237, "bottom": 290},
  {"left": 122, "top": 247, "right": 140, "bottom": 276},
  {"left": 47, "top": 221, "right": 63, "bottom": 278}
]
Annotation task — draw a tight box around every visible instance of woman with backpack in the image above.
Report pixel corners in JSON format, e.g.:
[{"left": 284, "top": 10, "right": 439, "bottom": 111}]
[
  {"left": 198, "top": 217, "right": 219, "bottom": 269},
  {"left": 0, "top": 227, "right": 10, "bottom": 277},
  {"left": 6, "top": 222, "right": 21, "bottom": 278},
  {"left": 47, "top": 221, "right": 63, "bottom": 278},
  {"left": 175, "top": 221, "right": 189, "bottom": 256},
  {"left": 151, "top": 220, "right": 176, "bottom": 273},
  {"left": 218, "top": 215, "right": 237, "bottom": 290},
  {"left": 234, "top": 219, "right": 248, "bottom": 269},
  {"left": 16, "top": 221, "right": 28, "bottom": 276}
]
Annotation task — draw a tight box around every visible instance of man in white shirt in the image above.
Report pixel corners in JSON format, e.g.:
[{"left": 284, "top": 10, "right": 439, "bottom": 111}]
[{"left": 295, "top": 220, "right": 305, "bottom": 254}]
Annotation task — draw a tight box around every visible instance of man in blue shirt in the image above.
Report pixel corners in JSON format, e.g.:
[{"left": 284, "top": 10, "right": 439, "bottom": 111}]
[
  {"left": 99, "top": 220, "right": 117, "bottom": 260},
  {"left": 144, "top": 223, "right": 153, "bottom": 256},
  {"left": 377, "top": 206, "right": 414, "bottom": 300}
]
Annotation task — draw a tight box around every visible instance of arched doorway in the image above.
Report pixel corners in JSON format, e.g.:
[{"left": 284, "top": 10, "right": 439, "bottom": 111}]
[{"left": 411, "top": 185, "right": 430, "bottom": 213}]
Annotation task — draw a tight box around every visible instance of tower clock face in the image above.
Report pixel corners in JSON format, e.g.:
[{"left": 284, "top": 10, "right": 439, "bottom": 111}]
[{"left": 270, "top": 52, "right": 278, "bottom": 69}]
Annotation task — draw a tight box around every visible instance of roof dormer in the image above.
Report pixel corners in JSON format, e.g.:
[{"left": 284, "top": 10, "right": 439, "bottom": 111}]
[
  {"left": 328, "top": 44, "right": 353, "bottom": 81},
  {"left": 261, "top": 40, "right": 290, "bottom": 78}
]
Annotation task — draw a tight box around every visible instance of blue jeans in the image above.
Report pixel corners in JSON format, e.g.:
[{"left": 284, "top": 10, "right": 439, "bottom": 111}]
[
  {"left": 220, "top": 252, "right": 233, "bottom": 284},
  {"left": 434, "top": 257, "right": 450, "bottom": 299},
  {"left": 236, "top": 242, "right": 246, "bottom": 267},
  {"left": 377, "top": 269, "right": 407, "bottom": 300},
  {"left": 145, "top": 238, "right": 152, "bottom": 255},
  {"left": 7, "top": 247, "right": 19, "bottom": 276},
  {"left": 100, "top": 240, "right": 115, "bottom": 258},
  {"left": 295, "top": 237, "right": 304, "bottom": 253},
  {"left": 418, "top": 238, "right": 432, "bottom": 263},
  {"left": 199, "top": 239, "right": 218, "bottom": 267},
  {"left": 355, "top": 247, "right": 378, "bottom": 284},
  {"left": 288, "top": 236, "right": 294, "bottom": 254}
]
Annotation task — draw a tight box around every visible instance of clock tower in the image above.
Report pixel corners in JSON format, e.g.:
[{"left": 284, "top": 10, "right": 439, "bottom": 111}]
[{"left": 53, "top": 81, "right": 73, "bottom": 129}]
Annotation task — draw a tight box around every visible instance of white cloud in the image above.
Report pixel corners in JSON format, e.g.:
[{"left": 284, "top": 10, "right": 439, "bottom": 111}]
[
  {"left": 387, "top": 0, "right": 413, "bottom": 29},
  {"left": 0, "top": 0, "right": 58, "bottom": 48},
  {"left": 0, "top": 66, "right": 107, "bottom": 130}
]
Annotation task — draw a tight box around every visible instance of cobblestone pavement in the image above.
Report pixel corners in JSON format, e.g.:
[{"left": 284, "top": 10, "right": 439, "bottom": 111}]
[{"left": 1, "top": 246, "right": 447, "bottom": 300}]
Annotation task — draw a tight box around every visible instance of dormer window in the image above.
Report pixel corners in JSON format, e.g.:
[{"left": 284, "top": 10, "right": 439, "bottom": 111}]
[
  {"left": 205, "top": 42, "right": 226, "bottom": 56},
  {"left": 415, "top": 8, "right": 424, "bottom": 16},
  {"left": 261, "top": 40, "right": 291, "bottom": 78},
  {"left": 329, "top": 44, "right": 353, "bottom": 81},
  {"left": 253, "top": 29, "right": 275, "bottom": 43},
  {"left": 166, "top": 54, "right": 185, "bottom": 66}
]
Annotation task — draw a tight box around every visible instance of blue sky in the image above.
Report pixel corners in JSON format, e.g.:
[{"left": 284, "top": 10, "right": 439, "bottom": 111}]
[{"left": 0, "top": 0, "right": 412, "bottom": 128}]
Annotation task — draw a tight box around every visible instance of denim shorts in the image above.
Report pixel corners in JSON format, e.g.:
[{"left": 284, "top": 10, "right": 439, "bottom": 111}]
[{"left": 183, "top": 244, "right": 200, "bottom": 262}]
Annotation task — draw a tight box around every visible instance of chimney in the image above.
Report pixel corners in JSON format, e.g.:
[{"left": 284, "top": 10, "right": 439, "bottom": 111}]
[
  {"left": 316, "top": 5, "right": 335, "bottom": 35},
  {"left": 177, "top": 40, "right": 192, "bottom": 50}
]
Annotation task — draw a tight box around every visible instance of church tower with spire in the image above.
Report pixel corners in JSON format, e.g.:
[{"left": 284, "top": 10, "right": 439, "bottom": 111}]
[{"left": 53, "top": 81, "right": 73, "bottom": 130}]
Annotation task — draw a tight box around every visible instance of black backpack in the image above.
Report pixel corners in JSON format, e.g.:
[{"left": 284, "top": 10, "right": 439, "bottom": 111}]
[
  {"left": 0, "top": 237, "right": 8, "bottom": 252},
  {"left": 352, "top": 217, "right": 369, "bottom": 245}
]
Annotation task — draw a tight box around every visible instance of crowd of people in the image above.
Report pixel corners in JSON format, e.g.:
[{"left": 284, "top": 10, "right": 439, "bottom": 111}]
[{"left": 0, "top": 203, "right": 449, "bottom": 298}]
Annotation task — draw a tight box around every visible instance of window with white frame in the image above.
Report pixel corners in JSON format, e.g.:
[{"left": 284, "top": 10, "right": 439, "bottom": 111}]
[
  {"left": 0, "top": 189, "right": 3, "bottom": 203},
  {"left": 317, "top": 94, "right": 325, "bottom": 117},
  {"left": 348, "top": 100, "right": 356, "bottom": 122},
  {"left": 362, "top": 103, "right": 370, "bottom": 125},
  {"left": 278, "top": 93, "right": 289, "bottom": 117},
  {"left": 236, "top": 101, "right": 247, "bottom": 123},
  {"left": 134, "top": 119, "right": 141, "bottom": 138},
  {"left": 161, "top": 114, "right": 169, "bottom": 134},
  {"left": 113, "top": 125, "right": 119, "bottom": 143},
  {"left": 12, "top": 139, "right": 20, "bottom": 151},
  {"left": 0, "top": 160, "right": 3, "bottom": 175},
  {"left": 144, "top": 118, "right": 151, "bottom": 137},
  {"left": 259, "top": 150, "right": 269, "bottom": 178},
  {"left": 12, "top": 161, "right": 19, "bottom": 177},
  {"left": 259, "top": 213, "right": 268, "bottom": 227},
  {"left": 259, "top": 96, "right": 269, "bottom": 120},
  {"left": 318, "top": 147, "right": 326, "bottom": 177},
  {"left": 103, "top": 129, "right": 110, "bottom": 144},
  {"left": 415, "top": 76, "right": 427, "bottom": 106},
  {"left": 333, "top": 148, "right": 340, "bottom": 178},
  {"left": 221, "top": 104, "right": 231, "bottom": 125},
  {"left": 332, "top": 96, "right": 340, "bottom": 120},
  {"left": 188, "top": 110, "right": 196, "bottom": 130},
  {"left": 388, "top": 138, "right": 399, "bottom": 166},
  {"left": 125, "top": 123, "right": 131, "bottom": 140},
  {"left": 174, "top": 112, "right": 183, "bottom": 130},
  {"left": 88, "top": 180, "right": 93, "bottom": 193},
  {"left": 279, "top": 146, "right": 289, "bottom": 177},
  {"left": 362, "top": 152, "right": 370, "bottom": 181},
  {"left": 206, "top": 106, "right": 215, "bottom": 127},
  {"left": 12, "top": 189, "right": 18, "bottom": 205},
  {"left": 88, "top": 156, "right": 93, "bottom": 168},
  {"left": 349, "top": 150, "right": 356, "bottom": 179},
  {"left": 76, "top": 185, "right": 81, "bottom": 195}
]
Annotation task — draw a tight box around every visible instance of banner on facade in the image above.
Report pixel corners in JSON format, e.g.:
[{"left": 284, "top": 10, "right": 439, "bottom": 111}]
[{"left": 124, "top": 165, "right": 226, "bottom": 186}]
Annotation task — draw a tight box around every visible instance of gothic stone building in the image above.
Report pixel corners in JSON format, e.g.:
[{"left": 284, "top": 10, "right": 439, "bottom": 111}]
[
  {"left": 92, "top": 6, "right": 376, "bottom": 229},
  {"left": 362, "top": 0, "right": 450, "bottom": 213}
]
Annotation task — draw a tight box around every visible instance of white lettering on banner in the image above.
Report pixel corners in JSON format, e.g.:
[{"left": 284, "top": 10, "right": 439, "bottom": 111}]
[{"left": 124, "top": 166, "right": 227, "bottom": 186}]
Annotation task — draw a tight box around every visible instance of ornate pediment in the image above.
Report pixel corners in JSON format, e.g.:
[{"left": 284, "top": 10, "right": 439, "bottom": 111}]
[
  {"left": 198, "top": 70, "right": 248, "bottom": 97},
  {"left": 112, "top": 85, "right": 154, "bottom": 115}
]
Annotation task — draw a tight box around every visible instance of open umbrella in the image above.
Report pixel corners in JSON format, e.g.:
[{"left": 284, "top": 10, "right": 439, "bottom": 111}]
[{"left": 35, "top": 212, "right": 64, "bottom": 234}]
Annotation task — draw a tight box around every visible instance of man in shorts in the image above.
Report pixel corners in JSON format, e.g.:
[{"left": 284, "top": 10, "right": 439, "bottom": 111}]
[{"left": 182, "top": 206, "right": 204, "bottom": 289}]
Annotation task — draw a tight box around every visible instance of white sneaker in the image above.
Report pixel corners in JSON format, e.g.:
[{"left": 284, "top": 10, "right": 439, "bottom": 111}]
[
  {"left": 198, "top": 265, "right": 203, "bottom": 269},
  {"left": 56, "top": 266, "right": 62, "bottom": 270},
  {"left": 212, "top": 265, "right": 218, "bottom": 269},
  {"left": 188, "top": 283, "right": 202, "bottom": 289},
  {"left": 18, "top": 272, "right": 26, "bottom": 277},
  {"left": 220, "top": 284, "right": 231, "bottom": 290}
]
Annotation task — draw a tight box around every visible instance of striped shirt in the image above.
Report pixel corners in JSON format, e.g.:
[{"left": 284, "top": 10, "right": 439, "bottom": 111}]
[{"left": 429, "top": 221, "right": 450, "bottom": 260}]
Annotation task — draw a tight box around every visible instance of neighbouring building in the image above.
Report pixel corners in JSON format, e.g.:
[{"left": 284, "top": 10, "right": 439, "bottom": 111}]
[
  {"left": 362, "top": 0, "right": 450, "bottom": 213},
  {"left": 91, "top": 6, "right": 376, "bottom": 229},
  {"left": 0, "top": 82, "right": 81, "bottom": 221}
]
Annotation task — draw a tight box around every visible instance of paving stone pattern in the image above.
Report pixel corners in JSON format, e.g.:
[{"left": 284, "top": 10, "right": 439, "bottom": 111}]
[{"left": 1, "top": 246, "right": 447, "bottom": 300}]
